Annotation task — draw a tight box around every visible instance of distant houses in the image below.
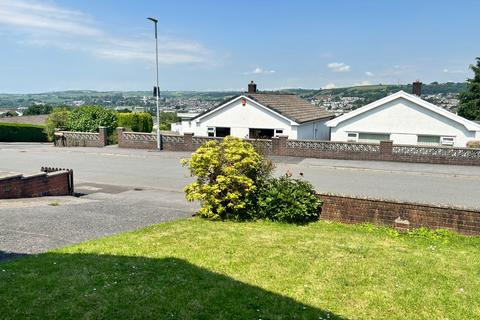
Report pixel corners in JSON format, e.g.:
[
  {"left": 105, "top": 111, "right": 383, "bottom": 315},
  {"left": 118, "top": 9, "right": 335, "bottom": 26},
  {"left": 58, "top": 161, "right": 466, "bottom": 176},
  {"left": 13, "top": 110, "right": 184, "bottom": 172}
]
[
  {"left": 172, "top": 81, "right": 334, "bottom": 140},
  {"left": 171, "top": 81, "right": 480, "bottom": 148}
]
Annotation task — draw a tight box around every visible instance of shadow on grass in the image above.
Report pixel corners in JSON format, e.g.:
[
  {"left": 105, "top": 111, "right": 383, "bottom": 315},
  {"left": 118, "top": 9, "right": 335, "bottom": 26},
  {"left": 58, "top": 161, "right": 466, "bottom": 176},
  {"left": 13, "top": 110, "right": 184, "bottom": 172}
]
[
  {"left": 0, "top": 250, "right": 27, "bottom": 262},
  {"left": 0, "top": 253, "right": 346, "bottom": 319}
]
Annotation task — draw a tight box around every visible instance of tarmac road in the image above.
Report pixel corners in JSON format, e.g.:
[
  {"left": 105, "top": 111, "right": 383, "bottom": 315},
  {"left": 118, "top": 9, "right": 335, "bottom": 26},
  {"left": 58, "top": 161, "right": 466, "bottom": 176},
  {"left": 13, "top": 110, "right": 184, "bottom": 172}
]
[{"left": 1, "top": 143, "right": 480, "bottom": 257}]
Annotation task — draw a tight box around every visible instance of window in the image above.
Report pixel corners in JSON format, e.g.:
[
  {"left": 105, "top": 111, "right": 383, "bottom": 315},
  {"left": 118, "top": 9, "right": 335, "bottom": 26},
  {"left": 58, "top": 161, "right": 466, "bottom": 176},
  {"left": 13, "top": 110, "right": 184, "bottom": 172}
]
[
  {"left": 358, "top": 133, "right": 390, "bottom": 143},
  {"left": 417, "top": 135, "right": 440, "bottom": 146},
  {"left": 440, "top": 136, "right": 455, "bottom": 146},
  {"left": 274, "top": 129, "right": 283, "bottom": 137},
  {"left": 249, "top": 128, "right": 274, "bottom": 139},
  {"left": 215, "top": 127, "right": 231, "bottom": 137},
  {"left": 347, "top": 132, "right": 358, "bottom": 142},
  {"left": 207, "top": 127, "right": 215, "bottom": 137}
]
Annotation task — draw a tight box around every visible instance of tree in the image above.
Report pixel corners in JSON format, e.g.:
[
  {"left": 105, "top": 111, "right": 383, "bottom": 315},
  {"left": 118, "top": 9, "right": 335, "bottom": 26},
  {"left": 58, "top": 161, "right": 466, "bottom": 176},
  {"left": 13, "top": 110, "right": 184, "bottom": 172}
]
[
  {"left": 1, "top": 111, "right": 18, "bottom": 117},
  {"left": 159, "top": 112, "right": 180, "bottom": 131},
  {"left": 458, "top": 57, "right": 480, "bottom": 120},
  {"left": 24, "top": 104, "right": 53, "bottom": 115}
]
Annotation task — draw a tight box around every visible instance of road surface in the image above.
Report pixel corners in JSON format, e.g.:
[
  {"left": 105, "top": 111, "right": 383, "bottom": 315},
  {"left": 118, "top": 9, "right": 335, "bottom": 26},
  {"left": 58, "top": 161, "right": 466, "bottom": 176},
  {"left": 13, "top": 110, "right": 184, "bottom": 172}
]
[
  {"left": 1, "top": 143, "right": 480, "bottom": 257},
  {"left": 1, "top": 143, "right": 480, "bottom": 208}
]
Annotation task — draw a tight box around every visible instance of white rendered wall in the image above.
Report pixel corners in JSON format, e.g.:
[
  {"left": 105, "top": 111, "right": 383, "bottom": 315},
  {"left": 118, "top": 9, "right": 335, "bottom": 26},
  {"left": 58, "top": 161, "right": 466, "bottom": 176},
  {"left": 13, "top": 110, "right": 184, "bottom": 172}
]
[
  {"left": 181, "top": 98, "right": 297, "bottom": 138},
  {"left": 330, "top": 97, "right": 478, "bottom": 147}
]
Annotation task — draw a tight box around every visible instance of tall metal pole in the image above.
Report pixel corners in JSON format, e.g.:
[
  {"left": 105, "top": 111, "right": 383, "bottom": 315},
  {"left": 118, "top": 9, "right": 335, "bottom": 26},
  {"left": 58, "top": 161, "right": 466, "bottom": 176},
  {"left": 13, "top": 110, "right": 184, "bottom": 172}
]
[{"left": 148, "top": 17, "right": 161, "bottom": 150}]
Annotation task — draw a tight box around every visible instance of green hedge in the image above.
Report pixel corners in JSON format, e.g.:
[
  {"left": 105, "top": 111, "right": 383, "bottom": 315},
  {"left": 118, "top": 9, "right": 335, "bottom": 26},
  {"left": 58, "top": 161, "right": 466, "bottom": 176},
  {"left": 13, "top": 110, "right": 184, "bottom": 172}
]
[
  {"left": 117, "top": 112, "right": 153, "bottom": 132},
  {"left": 0, "top": 122, "right": 48, "bottom": 142}
]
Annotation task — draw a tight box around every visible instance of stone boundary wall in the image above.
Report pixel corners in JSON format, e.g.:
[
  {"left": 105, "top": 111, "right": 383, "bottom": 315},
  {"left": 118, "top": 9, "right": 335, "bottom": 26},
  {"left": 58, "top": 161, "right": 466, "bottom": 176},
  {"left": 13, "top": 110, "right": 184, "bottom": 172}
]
[
  {"left": 54, "top": 127, "right": 107, "bottom": 147},
  {"left": 0, "top": 170, "right": 72, "bottom": 199},
  {"left": 114, "top": 130, "right": 480, "bottom": 166},
  {"left": 319, "top": 193, "right": 480, "bottom": 235}
]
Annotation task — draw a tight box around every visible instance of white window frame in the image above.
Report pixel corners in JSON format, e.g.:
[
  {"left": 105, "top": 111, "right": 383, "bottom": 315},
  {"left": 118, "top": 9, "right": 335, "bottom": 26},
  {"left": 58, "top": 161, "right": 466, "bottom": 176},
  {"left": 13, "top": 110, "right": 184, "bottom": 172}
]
[
  {"left": 417, "top": 135, "right": 441, "bottom": 146},
  {"left": 347, "top": 132, "right": 358, "bottom": 142},
  {"left": 207, "top": 127, "right": 215, "bottom": 137},
  {"left": 440, "top": 136, "right": 455, "bottom": 146},
  {"left": 274, "top": 129, "right": 284, "bottom": 137}
]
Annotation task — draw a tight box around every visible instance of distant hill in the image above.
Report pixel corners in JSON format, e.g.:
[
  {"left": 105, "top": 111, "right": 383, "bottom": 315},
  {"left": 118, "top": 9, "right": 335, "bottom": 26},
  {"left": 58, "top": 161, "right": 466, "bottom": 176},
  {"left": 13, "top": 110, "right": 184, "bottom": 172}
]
[
  {"left": 279, "top": 82, "right": 467, "bottom": 111},
  {"left": 0, "top": 82, "right": 467, "bottom": 111},
  {"left": 280, "top": 82, "right": 467, "bottom": 99}
]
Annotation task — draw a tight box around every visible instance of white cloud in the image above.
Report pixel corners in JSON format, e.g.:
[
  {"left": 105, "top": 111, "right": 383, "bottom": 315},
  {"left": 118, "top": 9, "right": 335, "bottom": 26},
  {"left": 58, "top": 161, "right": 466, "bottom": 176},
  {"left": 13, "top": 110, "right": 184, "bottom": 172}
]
[
  {"left": 0, "top": 0, "right": 209, "bottom": 64},
  {"left": 354, "top": 80, "right": 372, "bottom": 86},
  {"left": 244, "top": 67, "right": 276, "bottom": 75},
  {"left": 0, "top": 0, "right": 99, "bottom": 36},
  {"left": 365, "top": 71, "right": 374, "bottom": 77},
  {"left": 443, "top": 68, "right": 465, "bottom": 74},
  {"left": 322, "top": 83, "right": 336, "bottom": 89},
  {"left": 327, "top": 62, "right": 351, "bottom": 72}
]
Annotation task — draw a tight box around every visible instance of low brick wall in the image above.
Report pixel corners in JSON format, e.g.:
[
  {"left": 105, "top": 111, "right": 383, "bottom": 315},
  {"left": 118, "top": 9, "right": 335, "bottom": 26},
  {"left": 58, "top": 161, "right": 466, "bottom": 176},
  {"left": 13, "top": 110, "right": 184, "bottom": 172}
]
[
  {"left": 319, "top": 193, "right": 480, "bottom": 235},
  {"left": 156, "top": 133, "right": 480, "bottom": 166},
  {"left": 0, "top": 170, "right": 72, "bottom": 199},
  {"left": 117, "top": 127, "right": 157, "bottom": 149},
  {"left": 54, "top": 127, "right": 107, "bottom": 147},
  {"left": 115, "top": 130, "right": 480, "bottom": 166}
]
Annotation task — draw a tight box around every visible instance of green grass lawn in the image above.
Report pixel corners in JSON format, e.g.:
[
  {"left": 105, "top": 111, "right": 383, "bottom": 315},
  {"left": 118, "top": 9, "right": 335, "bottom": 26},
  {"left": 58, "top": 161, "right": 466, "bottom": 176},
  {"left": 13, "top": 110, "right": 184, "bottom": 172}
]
[{"left": 1, "top": 219, "right": 479, "bottom": 319}]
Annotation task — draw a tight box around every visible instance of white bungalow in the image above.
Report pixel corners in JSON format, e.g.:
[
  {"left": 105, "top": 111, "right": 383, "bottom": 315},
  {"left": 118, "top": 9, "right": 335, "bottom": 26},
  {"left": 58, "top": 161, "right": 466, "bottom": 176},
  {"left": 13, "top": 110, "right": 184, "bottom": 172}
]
[
  {"left": 326, "top": 90, "right": 480, "bottom": 147},
  {"left": 171, "top": 82, "right": 334, "bottom": 140}
]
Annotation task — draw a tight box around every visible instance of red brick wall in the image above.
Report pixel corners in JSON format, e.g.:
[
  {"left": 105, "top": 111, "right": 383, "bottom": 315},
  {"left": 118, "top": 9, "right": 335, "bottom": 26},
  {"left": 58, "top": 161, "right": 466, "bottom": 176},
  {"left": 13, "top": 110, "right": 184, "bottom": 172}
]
[
  {"left": 0, "top": 171, "right": 70, "bottom": 199},
  {"left": 319, "top": 193, "right": 480, "bottom": 235},
  {"left": 118, "top": 131, "right": 480, "bottom": 166},
  {"left": 117, "top": 128, "right": 158, "bottom": 149}
]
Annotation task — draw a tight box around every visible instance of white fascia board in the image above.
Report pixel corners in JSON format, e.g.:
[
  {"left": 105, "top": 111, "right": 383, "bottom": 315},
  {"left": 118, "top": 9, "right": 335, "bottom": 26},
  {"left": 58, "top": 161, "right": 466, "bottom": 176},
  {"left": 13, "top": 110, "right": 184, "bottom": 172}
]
[
  {"left": 194, "top": 95, "right": 299, "bottom": 125},
  {"left": 325, "top": 90, "right": 480, "bottom": 131}
]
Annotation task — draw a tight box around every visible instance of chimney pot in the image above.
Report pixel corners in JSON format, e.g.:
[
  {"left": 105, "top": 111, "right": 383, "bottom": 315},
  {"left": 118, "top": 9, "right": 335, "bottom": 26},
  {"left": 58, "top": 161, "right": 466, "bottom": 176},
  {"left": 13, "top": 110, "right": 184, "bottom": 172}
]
[
  {"left": 248, "top": 81, "right": 257, "bottom": 94},
  {"left": 412, "top": 81, "right": 422, "bottom": 96}
]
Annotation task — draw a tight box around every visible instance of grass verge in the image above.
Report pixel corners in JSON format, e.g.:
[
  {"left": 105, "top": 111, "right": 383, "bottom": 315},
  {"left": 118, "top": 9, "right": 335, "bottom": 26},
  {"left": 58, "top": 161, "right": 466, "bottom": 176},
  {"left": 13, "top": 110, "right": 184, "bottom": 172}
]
[{"left": 1, "top": 219, "right": 479, "bottom": 319}]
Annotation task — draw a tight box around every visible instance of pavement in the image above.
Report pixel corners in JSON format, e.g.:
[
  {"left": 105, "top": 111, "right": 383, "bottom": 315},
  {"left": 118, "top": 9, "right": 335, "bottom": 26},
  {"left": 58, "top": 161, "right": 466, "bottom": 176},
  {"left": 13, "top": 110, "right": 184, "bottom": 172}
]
[
  {"left": 1, "top": 142, "right": 480, "bottom": 259},
  {"left": 0, "top": 186, "right": 197, "bottom": 259}
]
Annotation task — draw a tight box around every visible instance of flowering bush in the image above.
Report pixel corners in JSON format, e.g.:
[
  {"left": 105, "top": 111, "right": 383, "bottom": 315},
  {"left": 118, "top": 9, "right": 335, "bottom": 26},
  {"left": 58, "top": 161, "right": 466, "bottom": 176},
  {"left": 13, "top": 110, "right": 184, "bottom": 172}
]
[
  {"left": 467, "top": 140, "right": 480, "bottom": 149},
  {"left": 183, "top": 137, "right": 321, "bottom": 223},
  {"left": 182, "top": 136, "right": 273, "bottom": 220}
]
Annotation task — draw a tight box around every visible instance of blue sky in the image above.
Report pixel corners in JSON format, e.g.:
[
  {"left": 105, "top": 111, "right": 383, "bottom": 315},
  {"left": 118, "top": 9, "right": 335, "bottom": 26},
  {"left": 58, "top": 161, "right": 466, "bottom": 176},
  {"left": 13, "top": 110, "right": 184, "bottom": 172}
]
[{"left": 0, "top": 0, "right": 479, "bottom": 93}]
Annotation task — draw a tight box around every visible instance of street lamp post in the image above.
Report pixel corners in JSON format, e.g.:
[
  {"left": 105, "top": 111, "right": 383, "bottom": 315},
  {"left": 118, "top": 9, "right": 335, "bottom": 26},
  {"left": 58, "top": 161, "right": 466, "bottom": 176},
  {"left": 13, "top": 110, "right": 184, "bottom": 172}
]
[{"left": 147, "top": 17, "right": 161, "bottom": 150}]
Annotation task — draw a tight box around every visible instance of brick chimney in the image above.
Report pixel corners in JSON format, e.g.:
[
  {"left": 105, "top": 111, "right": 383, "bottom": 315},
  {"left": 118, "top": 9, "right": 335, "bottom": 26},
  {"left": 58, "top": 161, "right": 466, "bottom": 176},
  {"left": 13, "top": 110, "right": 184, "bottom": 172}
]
[
  {"left": 412, "top": 81, "right": 422, "bottom": 96},
  {"left": 248, "top": 81, "right": 257, "bottom": 94}
]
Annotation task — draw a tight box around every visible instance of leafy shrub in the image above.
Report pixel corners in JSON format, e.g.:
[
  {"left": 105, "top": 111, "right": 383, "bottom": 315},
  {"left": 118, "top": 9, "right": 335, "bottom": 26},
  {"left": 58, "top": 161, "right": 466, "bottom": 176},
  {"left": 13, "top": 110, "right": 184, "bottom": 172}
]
[
  {"left": 0, "top": 122, "right": 48, "bottom": 142},
  {"left": 117, "top": 112, "right": 153, "bottom": 132},
  {"left": 66, "top": 106, "right": 117, "bottom": 134},
  {"left": 255, "top": 174, "right": 321, "bottom": 223},
  {"left": 182, "top": 136, "right": 273, "bottom": 220},
  {"left": 467, "top": 140, "right": 480, "bottom": 149},
  {"left": 44, "top": 108, "right": 70, "bottom": 141}
]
